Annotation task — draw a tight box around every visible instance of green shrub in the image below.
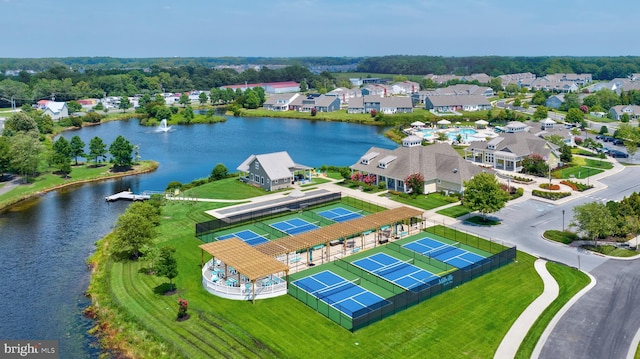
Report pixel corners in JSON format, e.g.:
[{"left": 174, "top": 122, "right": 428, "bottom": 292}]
[{"left": 532, "top": 190, "right": 571, "bottom": 200}]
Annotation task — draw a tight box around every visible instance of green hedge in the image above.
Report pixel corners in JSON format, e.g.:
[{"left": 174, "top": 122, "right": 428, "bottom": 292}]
[{"left": 532, "top": 190, "right": 571, "bottom": 200}]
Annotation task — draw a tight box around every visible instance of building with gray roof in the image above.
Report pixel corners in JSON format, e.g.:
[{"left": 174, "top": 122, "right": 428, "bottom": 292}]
[
  {"left": 237, "top": 151, "right": 312, "bottom": 191},
  {"left": 351, "top": 141, "right": 488, "bottom": 194},
  {"left": 463, "top": 131, "right": 559, "bottom": 172}
]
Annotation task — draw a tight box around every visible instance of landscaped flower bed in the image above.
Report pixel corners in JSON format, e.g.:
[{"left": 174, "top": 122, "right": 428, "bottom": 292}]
[
  {"left": 560, "top": 180, "right": 593, "bottom": 192},
  {"left": 539, "top": 183, "right": 560, "bottom": 190},
  {"left": 508, "top": 175, "right": 534, "bottom": 183},
  {"left": 532, "top": 189, "right": 571, "bottom": 200}
]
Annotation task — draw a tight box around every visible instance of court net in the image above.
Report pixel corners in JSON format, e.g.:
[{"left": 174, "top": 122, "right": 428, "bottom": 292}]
[
  {"left": 314, "top": 278, "right": 361, "bottom": 299},
  {"left": 427, "top": 242, "right": 461, "bottom": 257}
]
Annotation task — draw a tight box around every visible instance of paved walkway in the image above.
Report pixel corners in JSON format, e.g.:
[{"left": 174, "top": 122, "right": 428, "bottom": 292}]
[{"left": 494, "top": 259, "right": 559, "bottom": 358}]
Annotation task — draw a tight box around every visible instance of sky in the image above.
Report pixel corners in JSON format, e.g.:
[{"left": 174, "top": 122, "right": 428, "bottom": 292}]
[{"left": 1, "top": 0, "right": 640, "bottom": 58}]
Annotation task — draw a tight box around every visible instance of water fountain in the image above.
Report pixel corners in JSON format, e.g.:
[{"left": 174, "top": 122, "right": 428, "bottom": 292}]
[{"left": 156, "top": 119, "right": 172, "bottom": 132}]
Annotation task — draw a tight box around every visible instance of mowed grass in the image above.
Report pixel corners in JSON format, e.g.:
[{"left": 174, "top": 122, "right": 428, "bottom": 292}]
[
  {"left": 0, "top": 161, "right": 157, "bottom": 210},
  {"left": 553, "top": 166, "right": 604, "bottom": 179},
  {"left": 182, "top": 177, "right": 268, "bottom": 199},
  {"left": 92, "top": 194, "right": 546, "bottom": 358},
  {"left": 515, "top": 261, "right": 591, "bottom": 358},
  {"left": 436, "top": 204, "right": 472, "bottom": 218},
  {"left": 388, "top": 192, "right": 459, "bottom": 210}
]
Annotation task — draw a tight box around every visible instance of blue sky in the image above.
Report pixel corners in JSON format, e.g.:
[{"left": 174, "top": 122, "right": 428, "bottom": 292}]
[{"left": 1, "top": 0, "right": 639, "bottom": 58}]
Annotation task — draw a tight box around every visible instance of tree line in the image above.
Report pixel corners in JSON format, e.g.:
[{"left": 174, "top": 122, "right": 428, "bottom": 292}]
[
  {"left": 357, "top": 56, "right": 640, "bottom": 79},
  {"left": 0, "top": 111, "right": 136, "bottom": 181},
  {"left": 0, "top": 64, "right": 335, "bottom": 107}
]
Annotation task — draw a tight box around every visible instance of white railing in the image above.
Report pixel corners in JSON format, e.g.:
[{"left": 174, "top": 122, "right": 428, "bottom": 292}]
[{"left": 201, "top": 260, "right": 288, "bottom": 300}]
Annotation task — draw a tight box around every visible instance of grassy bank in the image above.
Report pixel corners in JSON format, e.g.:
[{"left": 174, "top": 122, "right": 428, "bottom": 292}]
[
  {"left": 0, "top": 161, "right": 158, "bottom": 211},
  {"left": 87, "top": 183, "right": 547, "bottom": 358},
  {"left": 515, "top": 262, "right": 591, "bottom": 358}
]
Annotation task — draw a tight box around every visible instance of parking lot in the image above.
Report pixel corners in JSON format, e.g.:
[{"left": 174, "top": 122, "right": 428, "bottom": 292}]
[{"left": 590, "top": 135, "right": 640, "bottom": 164}]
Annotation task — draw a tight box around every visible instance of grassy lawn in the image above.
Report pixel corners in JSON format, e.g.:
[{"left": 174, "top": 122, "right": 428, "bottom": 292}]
[
  {"left": 388, "top": 192, "right": 458, "bottom": 210},
  {"left": 571, "top": 148, "right": 599, "bottom": 157},
  {"left": 89, "top": 191, "right": 546, "bottom": 358},
  {"left": 582, "top": 245, "right": 639, "bottom": 257},
  {"left": 572, "top": 156, "right": 613, "bottom": 169},
  {"left": 325, "top": 172, "right": 344, "bottom": 180},
  {"left": 552, "top": 166, "right": 604, "bottom": 179},
  {"left": 436, "top": 204, "right": 471, "bottom": 218},
  {"left": 515, "top": 262, "right": 591, "bottom": 358},
  {"left": 0, "top": 161, "right": 158, "bottom": 210},
  {"left": 181, "top": 177, "right": 268, "bottom": 199},
  {"left": 543, "top": 230, "right": 580, "bottom": 244}
]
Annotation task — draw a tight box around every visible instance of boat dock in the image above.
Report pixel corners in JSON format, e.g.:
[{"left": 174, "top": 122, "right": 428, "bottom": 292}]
[{"left": 105, "top": 191, "right": 151, "bottom": 202}]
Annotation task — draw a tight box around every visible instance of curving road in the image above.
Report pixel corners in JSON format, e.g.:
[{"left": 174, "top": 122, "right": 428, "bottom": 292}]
[{"left": 449, "top": 166, "right": 640, "bottom": 358}]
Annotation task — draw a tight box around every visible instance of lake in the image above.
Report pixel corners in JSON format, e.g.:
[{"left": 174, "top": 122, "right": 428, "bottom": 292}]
[{"left": 0, "top": 116, "right": 396, "bottom": 357}]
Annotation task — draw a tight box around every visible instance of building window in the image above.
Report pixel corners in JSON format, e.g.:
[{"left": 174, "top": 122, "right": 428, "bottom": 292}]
[
  {"left": 250, "top": 174, "right": 254, "bottom": 181},
  {"left": 261, "top": 176, "right": 264, "bottom": 184},
  {"left": 255, "top": 161, "right": 259, "bottom": 170}
]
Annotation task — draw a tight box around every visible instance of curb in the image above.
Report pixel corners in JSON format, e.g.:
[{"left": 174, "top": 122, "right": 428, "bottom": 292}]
[{"left": 531, "top": 271, "right": 597, "bottom": 359}]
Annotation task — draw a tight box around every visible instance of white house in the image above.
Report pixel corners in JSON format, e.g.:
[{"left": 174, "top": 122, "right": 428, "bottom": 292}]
[{"left": 43, "top": 101, "right": 69, "bottom": 120}]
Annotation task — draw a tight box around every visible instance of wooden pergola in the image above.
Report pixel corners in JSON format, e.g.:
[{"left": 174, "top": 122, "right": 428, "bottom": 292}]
[
  {"left": 255, "top": 206, "right": 424, "bottom": 263},
  {"left": 200, "top": 238, "right": 289, "bottom": 303}
]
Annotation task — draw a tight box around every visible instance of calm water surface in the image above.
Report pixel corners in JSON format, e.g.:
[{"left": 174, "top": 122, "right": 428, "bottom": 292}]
[{"left": 0, "top": 116, "right": 396, "bottom": 357}]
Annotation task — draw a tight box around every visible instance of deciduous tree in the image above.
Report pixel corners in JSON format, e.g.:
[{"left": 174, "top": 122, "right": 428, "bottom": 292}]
[
  {"left": 462, "top": 172, "right": 509, "bottom": 221},
  {"left": 9, "top": 131, "right": 44, "bottom": 181},
  {"left": 156, "top": 246, "right": 178, "bottom": 292},
  {"left": 198, "top": 92, "right": 208, "bottom": 105},
  {"left": 571, "top": 202, "right": 616, "bottom": 245},
  {"left": 111, "top": 210, "right": 154, "bottom": 259},
  {"left": 119, "top": 96, "right": 131, "bottom": 112},
  {"left": 404, "top": 173, "right": 425, "bottom": 195},
  {"left": 209, "top": 163, "right": 228, "bottom": 181}
]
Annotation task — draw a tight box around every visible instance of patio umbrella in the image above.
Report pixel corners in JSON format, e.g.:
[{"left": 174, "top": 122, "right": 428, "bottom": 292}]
[
  {"left": 475, "top": 119, "right": 488, "bottom": 125},
  {"left": 437, "top": 119, "right": 451, "bottom": 125},
  {"left": 411, "top": 121, "right": 425, "bottom": 127}
]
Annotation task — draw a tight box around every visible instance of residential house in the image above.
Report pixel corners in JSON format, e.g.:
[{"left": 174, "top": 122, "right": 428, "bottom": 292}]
[
  {"left": 431, "top": 84, "right": 494, "bottom": 97},
  {"left": 423, "top": 74, "right": 462, "bottom": 85},
  {"left": 424, "top": 94, "right": 491, "bottom": 112},
  {"left": 288, "top": 94, "right": 340, "bottom": 112},
  {"left": 391, "top": 81, "right": 420, "bottom": 95},
  {"left": 36, "top": 99, "right": 50, "bottom": 109},
  {"left": 460, "top": 73, "right": 492, "bottom": 84},
  {"left": 498, "top": 73, "right": 537, "bottom": 89},
  {"left": 236, "top": 151, "right": 312, "bottom": 191},
  {"left": 349, "top": 78, "right": 383, "bottom": 87},
  {"left": 327, "top": 87, "right": 360, "bottom": 105},
  {"left": 349, "top": 95, "right": 413, "bottom": 114},
  {"left": 464, "top": 130, "right": 559, "bottom": 172},
  {"left": 361, "top": 84, "right": 392, "bottom": 97},
  {"left": 545, "top": 94, "right": 565, "bottom": 109},
  {"left": 42, "top": 101, "right": 69, "bottom": 120},
  {"left": 263, "top": 93, "right": 300, "bottom": 111},
  {"left": 351, "top": 141, "right": 488, "bottom": 194},
  {"left": 609, "top": 105, "right": 640, "bottom": 120}
]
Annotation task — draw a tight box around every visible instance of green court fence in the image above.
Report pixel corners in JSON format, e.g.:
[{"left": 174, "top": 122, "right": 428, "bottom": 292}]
[
  {"left": 288, "top": 246, "right": 517, "bottom": 331},
  {"left": 195, "top": 192, "right": 341, "bottom": 240}
]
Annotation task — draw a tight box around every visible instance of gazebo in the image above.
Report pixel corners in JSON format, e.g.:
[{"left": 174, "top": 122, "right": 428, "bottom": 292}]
[{"left": 200, "top": 238, "right": 289, "bottom": 303}]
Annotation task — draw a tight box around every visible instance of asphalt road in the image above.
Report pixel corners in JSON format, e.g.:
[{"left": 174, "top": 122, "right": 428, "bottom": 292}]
[
  {"left": 539, "top": 259, "right": 640, "bottom": 359},
  {"left": 449, "top": 166, "right": 640, "bottom": 358}
]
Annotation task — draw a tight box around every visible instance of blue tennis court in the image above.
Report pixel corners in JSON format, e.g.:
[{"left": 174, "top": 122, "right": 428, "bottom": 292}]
[
  {"left": 317, "top": 207, "right": 364, "bottom": 223},
  {"left": 217, "top": 230, "right": 269, "bottom": 247},
  {"left": 292, "top": 270, "right": 389, "bottom": 318},
  {"left": 352, "top": 252, "right": 439, "bottom": 290},
  {"left": 403, "top": 237, "right": 487, "bottom": 269},
  {"left": 270, "top": 217, "right": 319, "bottom": 235}
]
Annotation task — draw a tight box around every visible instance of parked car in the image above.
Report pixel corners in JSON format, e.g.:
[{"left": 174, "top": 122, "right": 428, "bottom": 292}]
[
  {"left": 609, "top": 150, "right": 629, "bottom": 158},
  {"left": 602, "top": 136, "right": 614, "bottom": 142},
  {"left": 613, "top": 138, "right": 624, "bottom": 145},
  {"left": 595, "top": 134, "right": 605, "bottom": 140}
]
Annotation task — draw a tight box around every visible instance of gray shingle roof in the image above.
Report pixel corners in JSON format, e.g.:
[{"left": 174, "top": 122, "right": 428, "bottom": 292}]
[{"left": 350, "top": 143, "right": 486, "bottom": 184}]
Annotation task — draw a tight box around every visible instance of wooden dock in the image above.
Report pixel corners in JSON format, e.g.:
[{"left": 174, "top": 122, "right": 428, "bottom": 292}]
[{"left": 105, "top": 191, "right": 151, "bottom": 202}]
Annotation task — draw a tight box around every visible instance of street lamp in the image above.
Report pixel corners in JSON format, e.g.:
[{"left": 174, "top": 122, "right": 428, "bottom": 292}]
[{"left": 562, "top": 209, "right": 565, "bottom": 232}]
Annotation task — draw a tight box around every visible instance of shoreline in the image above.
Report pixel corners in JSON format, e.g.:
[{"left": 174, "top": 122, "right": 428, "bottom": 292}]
[{"left": 0, "top": 161, "right": 159, "bottom": 212}]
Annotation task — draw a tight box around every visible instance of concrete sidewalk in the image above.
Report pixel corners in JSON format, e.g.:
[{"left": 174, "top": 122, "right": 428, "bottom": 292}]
[{"left": 494, "top": 259, "right": 559, "bottom": 359}]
